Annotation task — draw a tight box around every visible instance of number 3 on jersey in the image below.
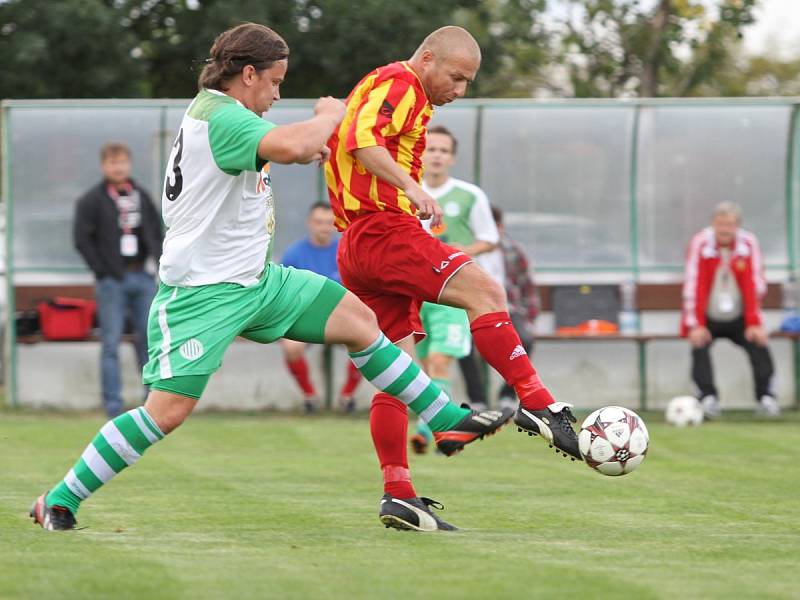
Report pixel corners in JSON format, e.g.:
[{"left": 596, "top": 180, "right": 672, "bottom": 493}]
[{"left": 165, "top": 128, "right": 184, "bottom": 201}]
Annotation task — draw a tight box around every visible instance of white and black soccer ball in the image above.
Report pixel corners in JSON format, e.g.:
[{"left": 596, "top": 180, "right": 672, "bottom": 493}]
[
  {"left": 578, "top": 406, "right": 649, "bottom": 476},
  {"left": 665, "top": 396, "right": 704, "bottom": 427}
]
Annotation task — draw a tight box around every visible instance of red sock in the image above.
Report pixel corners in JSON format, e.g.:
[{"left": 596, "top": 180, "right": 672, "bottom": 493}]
[
  {"left": 370, "top": 392, "right": 416, "bottom": 499},
  {"left": 470, "top": 311, "right": 554, "bottom": 410},
  {"left": 339, "top": 361, "right": 362, "bottom": 398},
  {"left": 285, "top": 356, "right": 316, "bottom": 397}
]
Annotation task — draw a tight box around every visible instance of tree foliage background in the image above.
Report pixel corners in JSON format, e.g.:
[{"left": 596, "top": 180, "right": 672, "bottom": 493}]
[{"left": 0, "top": 0, "right": 798, "bottom": 99}]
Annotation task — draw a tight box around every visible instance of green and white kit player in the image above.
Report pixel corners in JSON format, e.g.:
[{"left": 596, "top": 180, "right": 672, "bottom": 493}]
[
  {"left": 31, "top": 24, "right": 511, "bottom": 532},
  {"left": 411, "top": 125, "right": 500, "bottom": 453}
]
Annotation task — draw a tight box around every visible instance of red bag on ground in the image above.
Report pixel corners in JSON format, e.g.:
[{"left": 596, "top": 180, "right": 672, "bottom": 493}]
[{"left": 37, "top": 297, "right": 96, "bottom": 341}]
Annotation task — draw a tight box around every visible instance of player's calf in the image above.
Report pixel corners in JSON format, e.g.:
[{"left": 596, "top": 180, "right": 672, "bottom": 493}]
[{"left": 30, "top": 405, "right": 166, "bottom": 529}]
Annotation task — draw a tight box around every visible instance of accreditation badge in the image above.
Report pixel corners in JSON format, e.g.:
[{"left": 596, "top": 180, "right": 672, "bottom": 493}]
[
  {"left": 717, "top": 292, "right": 735, "bottom": 314},
  {"left": 120, "top": 234, "right": 139, "bottom": 257}
]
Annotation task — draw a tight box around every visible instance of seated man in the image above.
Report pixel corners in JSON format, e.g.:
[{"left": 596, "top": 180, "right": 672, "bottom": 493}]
[
  {"left": 681, "top": 202, "right": 778, "bottom": 418},
  {"left": 280, "top": 202, "right": 362, "bottom": 413}
]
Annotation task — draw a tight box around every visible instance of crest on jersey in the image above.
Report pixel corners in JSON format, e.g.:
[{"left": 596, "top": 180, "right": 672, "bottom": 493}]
[
  {"left": 257, "top": 163, "right": 272, "bottom": 195},
  {"left": 257, "top": 164, "right": 276, "bottom": 235},
  {"left": 444, "top": 201, "right": 461, "bottom": 217}
]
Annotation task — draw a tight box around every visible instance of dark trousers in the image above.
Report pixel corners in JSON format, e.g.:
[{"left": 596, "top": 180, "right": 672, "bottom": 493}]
[
  {"left": 458, "top": 347, "right": 488, "bottom": 406},
  {"left": 96, "top": 271, "right": 157, "bottom": 417},
  {"left": 691, "top": 317, "right": 774, "bottom": 403}
]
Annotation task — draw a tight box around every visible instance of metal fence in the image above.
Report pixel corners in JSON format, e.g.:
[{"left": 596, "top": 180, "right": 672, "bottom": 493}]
[{"left": 3, "top": 97, "right": 798, "bottom": 282}]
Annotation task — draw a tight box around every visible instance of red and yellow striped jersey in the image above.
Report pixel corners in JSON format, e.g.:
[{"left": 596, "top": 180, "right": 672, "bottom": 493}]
[{"left": 325, "top": 61, "right": 433, "bottom": 230}]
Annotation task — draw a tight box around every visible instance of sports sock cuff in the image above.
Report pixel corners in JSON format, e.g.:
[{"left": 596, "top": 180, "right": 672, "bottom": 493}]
[
  {"left": 138, "top": 406, "right": 165, "bottom": 439},
  {"left": 470, "top": 311, "right": 512, "bottom": 333},
  {"left": 382, "top": 465, "right": 411, "bottom": 483},
  {"left": 349, "top": 333, "right": 388, "bottom": 359},
  {"left": 516, "top": 376, "right": 555, "bottom": 410}
]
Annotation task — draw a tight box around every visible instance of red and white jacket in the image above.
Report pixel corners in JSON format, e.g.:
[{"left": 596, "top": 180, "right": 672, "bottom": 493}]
[{"left": 680, "top": 227, "right": 766, "bottom": 335}]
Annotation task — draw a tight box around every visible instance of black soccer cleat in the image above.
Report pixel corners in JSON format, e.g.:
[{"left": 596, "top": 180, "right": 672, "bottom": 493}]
[
  {"left": 30, "top": 492, "right": 77, "bottom": 531},
  {"left": 433, "top": 406, "right": 514, "bottom": 456},
  {"left": 514, "top": 401, "right": 582, "bottom": 461},
  {"left": 379, "top": 494, "right": 457, "bottom": 532}
]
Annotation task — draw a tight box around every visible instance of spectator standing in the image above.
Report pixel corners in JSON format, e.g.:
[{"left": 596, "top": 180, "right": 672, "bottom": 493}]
[
  {"left": 74, "top": 142, "right": 163, "bottom": 417},
  {"left": 681, "top": 202, "right": 778, "bottom": 417},
  {"left": 280, "top": 202, "right": 362, "bottom": 413}
]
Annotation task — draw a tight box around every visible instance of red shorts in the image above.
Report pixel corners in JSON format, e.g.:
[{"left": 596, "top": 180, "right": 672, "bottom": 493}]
[{"left": 338, "top": 211, "right": 473, "bottom": 343}]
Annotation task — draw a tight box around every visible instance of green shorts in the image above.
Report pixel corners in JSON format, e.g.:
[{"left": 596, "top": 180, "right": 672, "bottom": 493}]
[
  {"left": 142, "top": 264, "right": 346, "bottom": 397},
  {"left": 416, "top": 302, "right": 471, "bottom": 360}
]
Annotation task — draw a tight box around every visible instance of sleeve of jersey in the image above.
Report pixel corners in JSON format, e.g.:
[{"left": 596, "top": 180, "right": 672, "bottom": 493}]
[
  {"left": 345, "top": 78, "right": 418, "bottom": 152},
  {"left": 468, "top": 187, "right": 500, "bottom": 244},
  {"left": 208, "top": 103, "right": 276, "bottom": 174},
  {"left": 681, "top": 233, "right": 703, "bottom": 329}
]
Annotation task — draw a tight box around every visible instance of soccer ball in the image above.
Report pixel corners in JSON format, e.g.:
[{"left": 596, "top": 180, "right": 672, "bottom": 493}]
[
  {"left": 665, "top": 396, "right": 704, "bottom": 427},
  {"left": 578, "top": 406, "right": 649, "bottom": 476}
]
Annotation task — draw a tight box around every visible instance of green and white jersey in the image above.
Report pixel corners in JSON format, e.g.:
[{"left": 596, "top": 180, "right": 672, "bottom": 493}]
[
  {"left": 159, "top": 89, "right": 277, "bottom": 287},
  {"left": 422, "top": 177, "right": 504, "bottom": 285},
  {"left": 421, "top": 177, "right": 498, "bottom": 247}
]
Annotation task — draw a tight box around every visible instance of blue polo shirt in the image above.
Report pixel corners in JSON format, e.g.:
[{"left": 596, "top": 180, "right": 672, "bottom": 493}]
[{"left": 280, "top": 237, "right": 340, "bottom": 282}]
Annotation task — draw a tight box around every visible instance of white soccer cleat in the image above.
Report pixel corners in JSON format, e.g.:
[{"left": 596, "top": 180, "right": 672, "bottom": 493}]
[
  {"left": 700, "top": 395, "right": 721, "bottom": 419},
  {"left": 756, "top": 395, "right": 780, "bottom": 417}
]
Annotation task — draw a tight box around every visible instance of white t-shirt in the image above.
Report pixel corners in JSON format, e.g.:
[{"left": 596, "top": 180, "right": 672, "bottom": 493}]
[{"left": 159, "top": 89, "right": 276, "bottom": 287}]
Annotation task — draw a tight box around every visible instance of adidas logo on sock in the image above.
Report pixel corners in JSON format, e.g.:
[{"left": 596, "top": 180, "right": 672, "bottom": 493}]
[{"left": 509, "top": 345, "right": 527, "bottom": 360}]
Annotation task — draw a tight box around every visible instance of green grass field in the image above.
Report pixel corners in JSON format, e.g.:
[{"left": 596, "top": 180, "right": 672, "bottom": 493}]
[{"left": 2, "top": 409, "right": 799, "bottom": 599}]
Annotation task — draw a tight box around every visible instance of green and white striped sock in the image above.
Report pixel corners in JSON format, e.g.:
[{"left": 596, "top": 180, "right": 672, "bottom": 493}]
[
  {"left": 46, "top": 406, "right": 165, "bottom": 514},
  {"left": 415, "top": 377, "right": 452, "bottom": 441},
  {"left": 350, "top": 334, "right": 469, "bottom": 431}
]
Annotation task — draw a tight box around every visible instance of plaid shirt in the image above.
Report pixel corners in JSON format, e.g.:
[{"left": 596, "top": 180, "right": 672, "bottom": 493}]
[{"left": 500, "top": 233, "right": 538, "bottom": 322}]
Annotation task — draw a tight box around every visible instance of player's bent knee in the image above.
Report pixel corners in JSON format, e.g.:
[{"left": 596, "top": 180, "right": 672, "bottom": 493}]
[
  {"left": 444, "top": 263, "right": 506, "bottom": 313},
  {"left": 464, "top": 279, "right": 506, "bottom": 314},
  {"left": 281, "top": 339, "right": 306, "bottom": 361},
  {"left": 480, "top": 279, "right": 507, "bottom": 311},
  {"left": 144, "top": 390, "right": 197, "bottom": 434},
  {"left": 325, "top": 291, "right": 380, "bottom": 349},
  {"left": 347, "top": 296, "right": 380, "bottom": 343}
]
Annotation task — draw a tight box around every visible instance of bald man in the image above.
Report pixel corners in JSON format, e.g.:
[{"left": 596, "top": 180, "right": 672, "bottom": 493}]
[{"left": 326, "top": 26, "right": 581, "bottom": 532}]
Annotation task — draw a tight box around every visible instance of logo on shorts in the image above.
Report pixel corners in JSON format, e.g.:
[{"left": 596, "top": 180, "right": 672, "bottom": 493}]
[
  {"left": 179, "top": 338, "right": 205, "bottom": 361},
  {"left": 432, "top": 260, "right": 450, "bottom": 274}
]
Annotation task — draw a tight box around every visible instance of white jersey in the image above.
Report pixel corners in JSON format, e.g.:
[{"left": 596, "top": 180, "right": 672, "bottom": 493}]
[{"left": 159, "top": 89, "right": 276, "bottom": 287}]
